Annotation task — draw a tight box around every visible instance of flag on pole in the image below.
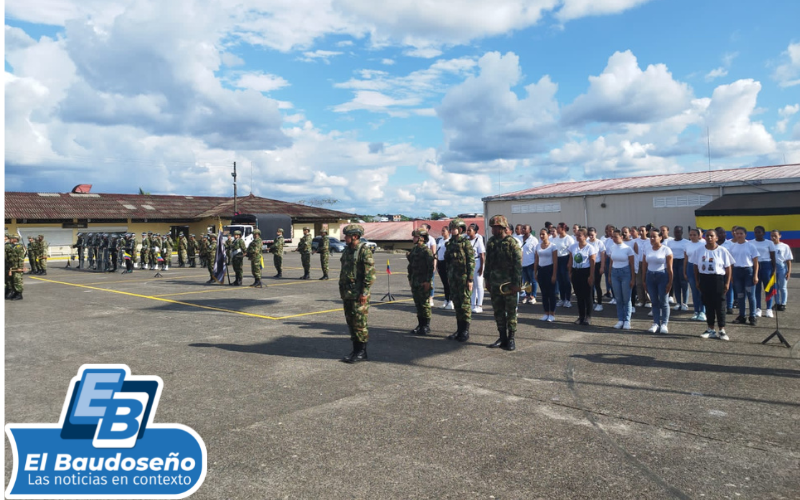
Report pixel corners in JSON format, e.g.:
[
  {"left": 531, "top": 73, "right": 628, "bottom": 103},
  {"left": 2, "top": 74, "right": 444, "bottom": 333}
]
[
  {"left": 212, "top": 220, "right": 227, "bottom": 283},
  {"left": 386, "top": 259, "right": 391, "bottom": 275},
  {"left": 765, "top": 273, "right": 777, "bottom": 301}
]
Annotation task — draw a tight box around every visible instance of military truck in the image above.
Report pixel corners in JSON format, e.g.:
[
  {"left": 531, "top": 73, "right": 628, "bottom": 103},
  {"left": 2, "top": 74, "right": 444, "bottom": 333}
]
[{"left": 222, "top": 213, "right": 293, "bottom": 251}]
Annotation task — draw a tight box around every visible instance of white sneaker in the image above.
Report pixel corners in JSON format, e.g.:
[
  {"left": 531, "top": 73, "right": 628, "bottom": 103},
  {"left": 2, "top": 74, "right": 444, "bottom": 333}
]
[
  {"left": 530, "top": 297, "right": 537, "bottom": 304},
  {"left": 440, "top": 301, "right": 448, "bottom": 309},
  {"left": 660, "top": 324, "right": 669, "bottom": 334},
  {"left": 475, "top": 306, "right": 483, "bottom": 313},
  {"left": 672, "top": 304, "right": 681, "bottom": 311},
  {"left": 765, "top": 309, "right": 774, "bottom": 318},
  {"left": 697, "top": 312, "right": 706, "bottom": 321},
  {"left": 540, "top": 314, "right": 549, "bottom": 321},
  {"left": 646, "top": 302, "right": 652, "bottom": 308},
  {"left": 700, "top": 329, "right": 718, "bottom": 339},
  {"left": 613, "top": 321, "right": 624, "bottom": 329},
  {"left": 594, "top": 304, "right": 603, "bottom": 312},
  {"left": 471, "top": 306, "right": 478, "bottom": 313},
  {"left": 630, "top": 306, "right": 636, "bottom": 314},
  {"left": 635, "top": 302, "right": 644, "bottom": 307},
  {"left": 556, "top": 299, "right": 564, "bottom": 307},
  {"left": 165, "top": 265, "right": 169, "bottom": 270},
  {"left": 669, "top": 296, "right": 676, "bottom": 304},
  {"left": 445, "top": 301, "right": 454, "bottom": 310},
  {"left": 133, "top": 263, "right": 139, "bottom": 269},
  {"left": 680, "top": 303, "right": 689, "bottom": 311},
  {"left": 609, "top": 298, "right": 617, "bottom": 305},
  {"left": 755, "top": 308, "right": 762, "bottom": 317},
  {"left": 647, "top": 323, "right": 659, "bottom": 333},
  {"left": 648, "top": 310, "right": 653, "bottom": 317},
  {"left": 622, "top": 321, "right": 631, "bottom": 330},
  {"left": 429, "top": 297, "right": 434, "bottom": 306},
  {"left": 547, "top": 315, "right": 555, "bottom": 322},
  {"left": 690, "top": 312, "right": 699, "bottom": 320},
  {"left": 719, "top": 329, "right": 729, "bottom": 341},
  {"left": 564, "top": 300, "right": 572, "bottom": 308}
]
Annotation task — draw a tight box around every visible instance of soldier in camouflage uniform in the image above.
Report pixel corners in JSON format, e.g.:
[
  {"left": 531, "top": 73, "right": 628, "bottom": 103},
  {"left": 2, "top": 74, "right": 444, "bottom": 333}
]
[
  {"left": 295, "top": 227, "right": 312, "bottom": 279},
  {"left": 339, "top": 224, "right": 376, "bottom": 363},
  {"left": 187, "top": 234, "right": 197, "bottom": 267},
  {"left": 139, "top": 232, "right": 150, "bottom": 269},
  {"left": 36, "top": 235, "right": 49, "bottom": 275},
  {"left": 247, "top": 228, "right": 264, "bottom": 287},
  {"left": 162, "top": 234, "right": 173, "bottom": 270},
  {"left": 177, "top": 232, "right": 188, "bottom": 267},
  {"left": 205, "top": 234, "right": 218, "bottom": 283},
  {"left": 407, "top": 226, "right": 435, "bottom": 335},
  {"left": 149, "top": 234, "right": 161, "bottom": 270},
  {"left": 485, "top": 216, "right": 523, "bottom": 351},
  {"left": 271, "top": 229, "right": 284, "bottom": 278},
  {"left": 27, "top": 236, "right": 39, "bottom": 274},
  {"left": 313, "top": 230, "right": 330, "bottom": 280},
  {"left": 7, "top": 234, "right": 26, "bottom": 300},
  {"left": 230, "top": 230, "right": 247, "bottom": 286},
  {"left": 198, "top": 235, "right": 207, "bottom": 268},
  {"left": 445, "top": 218, "right": 475, "bottom": 342},
  {"left": 5, "top": 233, "right": 13, "bottom": 298}
]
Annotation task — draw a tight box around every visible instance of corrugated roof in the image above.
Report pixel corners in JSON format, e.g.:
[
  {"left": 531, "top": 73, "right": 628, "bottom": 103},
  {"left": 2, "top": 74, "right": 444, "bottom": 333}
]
[
  {"left": 484, "top": 164, "right": 800, "bottom": 201},
  {"left": 357, "top": 218, "right": 485, "bottom": 242},
  {"left": 5, "top": 192, "right": 355, "bottom": 221}
]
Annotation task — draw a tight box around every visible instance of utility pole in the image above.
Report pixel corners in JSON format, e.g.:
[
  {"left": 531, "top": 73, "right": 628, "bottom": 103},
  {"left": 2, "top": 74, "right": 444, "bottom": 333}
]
[{"left": 232, "top": 161, "right": 238, "bottom": 215}]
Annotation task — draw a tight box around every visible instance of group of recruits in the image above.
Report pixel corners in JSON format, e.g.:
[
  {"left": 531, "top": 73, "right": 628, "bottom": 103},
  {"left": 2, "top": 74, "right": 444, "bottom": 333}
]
[{"left": 5, "top": 232, "right": 28, "bottom": 300}]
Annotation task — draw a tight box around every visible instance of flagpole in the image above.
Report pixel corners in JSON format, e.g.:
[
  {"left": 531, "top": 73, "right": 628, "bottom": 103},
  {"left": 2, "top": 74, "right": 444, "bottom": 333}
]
[
  {"left": 761, "top": 275, "right": 790, "bottom": 348},
  {"left": 381, "top": 258, "right": 395, "bottom": 302}
]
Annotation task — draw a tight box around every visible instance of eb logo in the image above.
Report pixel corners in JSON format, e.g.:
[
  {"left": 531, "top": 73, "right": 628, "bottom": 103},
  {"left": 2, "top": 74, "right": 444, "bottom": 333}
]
[{"left": 62, "top": 367, "right": 161, "bottom": 449}]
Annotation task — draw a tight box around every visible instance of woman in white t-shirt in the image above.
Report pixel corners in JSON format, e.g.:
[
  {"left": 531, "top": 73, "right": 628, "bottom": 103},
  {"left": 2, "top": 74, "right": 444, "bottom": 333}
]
[
  {"left": 567, "top": 228, "right": 597, "bottom": 325},
  {"left": 606, "top": 229, "right": 636, "bottom": 329},
  {"left": 695, "top": 230, "right": 734, "bottom": 340},
  {"left": 634, "top": 225, "right": 651, "bottom": 307},
  {"left": 467, "top": 224, "right": 486, "bottom": 313},
  {"left": 751, "top": 226, "right": 777, "bottom": 317},
  {"left": 684, "top": 228, "right": 707, "bottom": 321},
  {"left": 551, "top": 223, "right": 576, "bottom": 308},
  {"left": 534, "top": 228, "right": 558, "bottom": 322},
  {"left": 643, "top": 230, "right": 674, "bottom": 334},
  {"left": 729, "top": 227, "right": 760, "bottom": 325},
  {"left": 771, "top": 229, "right": 793, "bottom": 311}
]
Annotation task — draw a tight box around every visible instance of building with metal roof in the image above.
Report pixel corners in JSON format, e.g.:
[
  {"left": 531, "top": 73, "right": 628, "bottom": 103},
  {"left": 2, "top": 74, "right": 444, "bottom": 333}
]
[
  {"left": 356, "top": 218, "right": 484, "bottom": 251},
  {"left": 5, "top": 190, "right": 356, "bottom": 257},
  {"left": 482, "top": 164, "right": 800, "bottom": 239}
]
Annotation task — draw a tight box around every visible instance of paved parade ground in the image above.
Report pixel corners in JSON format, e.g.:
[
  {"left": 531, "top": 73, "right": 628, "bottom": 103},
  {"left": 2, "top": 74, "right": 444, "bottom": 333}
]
[{"left": 5, "top": 253, "right": 800, "bottom": 499}]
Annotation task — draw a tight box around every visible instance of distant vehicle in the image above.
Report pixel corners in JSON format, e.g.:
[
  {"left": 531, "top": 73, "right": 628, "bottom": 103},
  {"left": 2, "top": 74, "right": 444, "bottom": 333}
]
[
  {"left": 360, "top": 237, "right": 378, "bottom": 251},
  {"left": 223, "top": 213, "right": 293, "bottom": 251},
  {"left": 312, "top": 236, "right": 346, "bottom": 253}
]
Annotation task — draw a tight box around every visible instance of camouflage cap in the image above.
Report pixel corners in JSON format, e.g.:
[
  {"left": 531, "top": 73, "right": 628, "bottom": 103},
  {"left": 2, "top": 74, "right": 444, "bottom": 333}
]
[
  {"left": 190, "top": 234, "right": 195, "bottom": 237},
  {"left": 233, "top": 230, "right": 242, "bottom": 236},
  {"left": 142, "top": 232, "right": 147, "bottom": 235},
  {"left": 343, "top": 224, "right": 364, "bottom": 236},
  {"left": 9, "top": 233, "right": 19, "bottom": 240},
  {"left": 253, "top": 229, "right": 261, "bottom": 235},
  {"left": 38, "top": 234, "right": 44, "bottom": 238},
  {"left": 28, "top": 235, "right": 34, "bottom": 239},
  {"left": 489, "top": 214, "right": 509, "bottom": 228},
  {"left": 448, "top": 218, "right": 467, "bottom": 230},
  {"left": 5, "top": 232, "right": 11, "bottom": 238},
  {"left": 179, "top": 232, "right": 184, "bottom": 236},
  {"left": 303, "top": 226, "right": 310, "bottom": 231},
  {"left": 416, "top": 226, "right": 429, "bottom": 237},
  {"left": 277, "top": 228, "right": 284, "bottom": 234}
]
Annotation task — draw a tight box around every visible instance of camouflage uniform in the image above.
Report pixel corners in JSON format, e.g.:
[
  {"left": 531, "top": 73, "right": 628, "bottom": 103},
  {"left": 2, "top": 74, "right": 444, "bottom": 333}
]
[
  {"left": 270, "top": 231, "right": 284, "bottom": 277},
  {"left": 187, "top": 235, "right": 197, "bottom": 267},
  {"left": 140, "top": 233, "right": 150, "bottom": 269},
  {"left": 8, "top": 236, "right": 26, "bottom": 299},
  {"left": 178, "top": 234, "right": 188, "bottom": 267},
  {"left": 445, "top": 218, "right": 475, "bottom": 341},
  {"left": 162, "top": 235, "right": 173, "bottom": 270},
  {"left": 485, "top": 215, "right": 523, "bottom": 350},
  {"left": 316, "top": 233, "right": 330, "bottom": 279},
  {"left": 5, "top": 234, "right": 13, "bottom": 298},
  {"left": 247, "top": 229, "right": 263, "bottom": 286},
  {"left": 339, "top": 224, "right": 376, "bottom": 363},
  {"left": 206, "top": 235, "right": 218, "bottom": 282},
  {"left": 230, "top": 232, "right": 247, "bottom": 285},
  {"left": 149, "top": 235, "right": 161, "bottom": 270},
  {"left": 36, "top": 236, "right": 48, "bottom": 274},
  {"left": 407, "top": 227, "right": 435, "bottom": 335},
  {"left": 27, "top": 237, "right": 39, "bottom": 274},
  {"left": 297, "top": 229, "right": 312, "bottom": 279}
]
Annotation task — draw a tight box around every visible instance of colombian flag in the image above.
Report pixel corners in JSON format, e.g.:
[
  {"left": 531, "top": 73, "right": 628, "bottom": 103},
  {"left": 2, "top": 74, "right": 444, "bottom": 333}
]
[
  {"left": 386, "top": 260, "right": 391, "bottom": 275},
  {"left": 765, "top": 273, "right": 777, "bottom": 301}
]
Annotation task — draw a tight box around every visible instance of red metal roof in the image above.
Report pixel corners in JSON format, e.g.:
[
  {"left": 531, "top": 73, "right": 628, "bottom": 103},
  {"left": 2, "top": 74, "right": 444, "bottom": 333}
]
[
  {"left": 357, "top": 218, "right": 485, "bottom": 242},
  {"left": 484, "top": 163, "right": 800, "bottom": 201},
  {"left": 5, "top": 192, "right": 355, "bottom": 221}
]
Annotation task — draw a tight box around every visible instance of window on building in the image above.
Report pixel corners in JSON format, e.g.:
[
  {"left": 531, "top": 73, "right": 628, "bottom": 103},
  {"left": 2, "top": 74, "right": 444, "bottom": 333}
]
[
  {"left": 511, "top": 202, "right": 561, "bottom": 214},
  {"left": 652, "top": 195, "right": 713, "bottom": 208}
]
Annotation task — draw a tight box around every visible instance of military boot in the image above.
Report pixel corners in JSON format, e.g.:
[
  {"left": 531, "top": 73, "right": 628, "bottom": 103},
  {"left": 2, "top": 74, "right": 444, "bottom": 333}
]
[
  {"left": 206, "top": 278, "right": 216, "bottom": 284},
  {"left": 411, "top": 316, "right": 424, "bottom": 335},
  {"left": 5, "top": 288, "right": 13, "bottom": 300},
  {"left": 488, "top": 326, "right": 507, "bottom": 348},
  {"left": 456, "top": 320, "right": 470, "bottom": 342},
  {"left": 10, "top": 292, "right": 23, "bottom": 300},
  {"left": 252, "top": 279, "right": 263, "bottom": 288},
  {"left": 421, "top": 317, "right": 431, "bottom": 335},
  {"left": 447, "top": 319, "right": 462, "bottom": 340},
  {"left": 503, "top": 329, "right": 516, "bottom": 351},
  {"left": 342, "top": 340, "right": 368, "bottom": 363},
  {"left": 274, "top": 272, "right": 282, "bottom": 278},
  {"left": 302, "top": 273, "right": 310, "bottom": 280}
]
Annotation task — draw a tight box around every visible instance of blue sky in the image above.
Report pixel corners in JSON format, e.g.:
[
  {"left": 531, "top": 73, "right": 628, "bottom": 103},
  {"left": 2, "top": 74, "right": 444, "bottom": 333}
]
[{"left": 5, "top": 0, "right": 800, "bottom": 217}]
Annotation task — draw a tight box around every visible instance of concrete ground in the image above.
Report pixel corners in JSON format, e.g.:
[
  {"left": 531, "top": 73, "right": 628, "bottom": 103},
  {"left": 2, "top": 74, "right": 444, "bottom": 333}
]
[{"left": 5, "top": 254, "right": 800, "bottom": 499}]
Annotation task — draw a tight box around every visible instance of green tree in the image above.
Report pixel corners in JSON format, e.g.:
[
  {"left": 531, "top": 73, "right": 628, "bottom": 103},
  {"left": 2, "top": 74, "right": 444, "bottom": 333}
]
[{"left": 430, "top": 212, "right": 447, "bottom": 220}]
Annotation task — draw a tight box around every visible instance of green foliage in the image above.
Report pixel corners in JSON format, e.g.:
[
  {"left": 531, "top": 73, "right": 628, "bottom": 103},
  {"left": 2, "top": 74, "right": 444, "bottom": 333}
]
[{"left": 430, "top": 212, "right": 447, "bottom": 220}]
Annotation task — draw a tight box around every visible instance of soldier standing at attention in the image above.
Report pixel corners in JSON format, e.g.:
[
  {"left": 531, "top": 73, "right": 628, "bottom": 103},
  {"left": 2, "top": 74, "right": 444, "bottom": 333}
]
[
  {"left": 407, "top": 226, "right": 434, "bottom": 335},
  {"left": 205, "top": 234, "right": 218, "bottom": 283},
  {"left": 247, "top": 228, "right": 263, "bottom": 287},
  {"left": 8, "top": 233, "right": 26, "bottom": 300},
  {"left": 271, "top": 228, "right": 284, "bottom": 278},
  {"left": 485, "top": 216, "right": 523, "bottom": 351},
  {"left": 187, "top": 234, "right": 197, "bottom": 267},
  {"left": 74, "top": 232, "right": 86, "bottom": 269},
  {"left": 162, "top": 234, "right": 173, "bottom": 270},
  {"left": 339, "top": 224, "right": 376, "bottom": 363},
  {"left": 198, "top": 235, "right": 207, "bottom": 268},
  {"left": 5, "top": 233, "right": 13, "bottom": 298},
  {"left": 224, "top": 232, "right": 234, "bottom": 266},
  {"left": 313, "top": 230, "right": 330, "bottom": 280},
  {"left": 27, "top": 236, "right": 39, "bottom": 274},
  {"left": 149, "top": 233, "right": 161, "bottom": 270},
  {"left": 230, "top": 230, "right": 247, "bottom": 286},
  {"left": 139, "top": 232, "right": 149, "bottom": 270},
  {"left": 37, "top": 234, "right": 49, "bottom": 274},
  {"left": 295, "top": 227, "right": 312, "bottom": 279},
  {"left": 445, "top": 218, "right": 475, "bottom": 342},
  {"left": 178, "top": 232, "right": 188, "bottom": 267}
]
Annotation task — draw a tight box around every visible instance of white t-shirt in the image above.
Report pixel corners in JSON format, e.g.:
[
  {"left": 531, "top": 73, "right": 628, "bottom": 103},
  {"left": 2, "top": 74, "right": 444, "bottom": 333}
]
[
  {"left": 535, "top": 242, "right": 557, "bottom": 267},
  {"left": 721, "top": 239, "right": 735, "bottom": 252},
  {"left": 749, "top": 239, "right": 776, "bottom": 262},
  {"left": 775, "top": 242, "right": 793, "bottom": 265},
  {"left": 607, "top": 242, "right": 636, "bottom": 269},
  {"left": 686, "top": 240, "right": 707, "bottom": 264},
  {"left": 470, "top": 235, "right": 485, "bottom": 261},
  {"left": 426, "top": 235, "right": 437, "bottom": 254},
  {"left": 634, "top": 238, "right": 650, "bottom": 262},
  {"left": 568, "top": 243, "right": 597, "bottom": 269},
  {"left": 587, "top": 238, "right": 605, "bottom": 256},
  {"left": 436, "top": 236, "right": 449, "bottom": 260},
  {"left": 551, "top": 235, "right": 575, "bottom": 258},
  {"left": 694, "top": 245, "right": 734, "bottom": 275},
  {"left": 521, "top": 234, "right": 538, "bottom": 267},
  {"left": 729, "top": 241, "right": 759, "bottom": 268},
  {"left": 667, "top": 238, "right": 690, "bottom": 259},
  {"left": 644, "top": 245, "right": 673, "bottom": 272}
]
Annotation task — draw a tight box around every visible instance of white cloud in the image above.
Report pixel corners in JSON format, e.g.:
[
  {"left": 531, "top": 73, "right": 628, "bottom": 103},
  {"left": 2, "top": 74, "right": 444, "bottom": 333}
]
[
  {"left": 298, "top": 49, "right": 343, "bottom": 63},
  {"left": 775, "top": 103, "right": 800, "bottom": 134},
  {"left": 563, "top": 50, "right": 693, "bottom": 125},
  {"left": 705, "top": 67, "right": 728, "bottom": 82},
  {"left": 549, "top": 136, "right": 681, "bottom": 177},
  {"left": 220, "top": 52, "right": 245, "bottom": 67},
  {"left": 556, "top": 0, "right": 652, "bottom": 21},
  {"left": 704, "top": 79, "right": 776, "bottom": 157},
  {"left": 773, "top": 42, "right": 800, "bottom": 88},
  {"left": 234, "top": 72, "right": 290, "bottom": 92},
  {"left": 381, "top": 58, "right": 395, "bottom": 65},
  {"left": 332, "top": 90, "right": 421, "bottom": 114}
]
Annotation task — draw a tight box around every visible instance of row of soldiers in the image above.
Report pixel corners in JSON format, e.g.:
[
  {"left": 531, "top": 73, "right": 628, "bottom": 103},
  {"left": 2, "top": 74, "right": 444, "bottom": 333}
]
[
  {"left": 25, "top": 234, "right": 49, "bottom": 275},
  {"left": 5, "top": 233, "right": 26, "bottom": 300},
  {"left": 73, "top": 232, "right": 136, "bottom": 272}
]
